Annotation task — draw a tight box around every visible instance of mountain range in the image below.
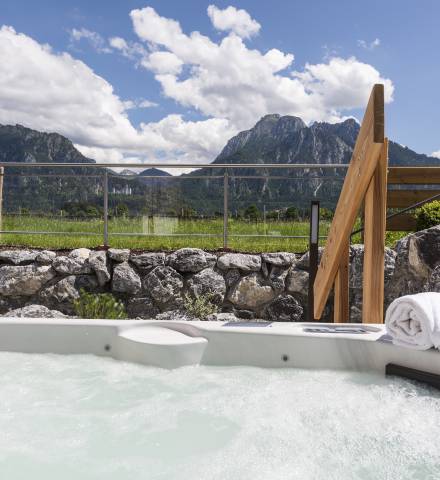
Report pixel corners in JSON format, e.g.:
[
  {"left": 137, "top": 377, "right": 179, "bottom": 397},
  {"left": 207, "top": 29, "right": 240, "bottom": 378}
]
[{"left": 0, "top": 117, "right": 437, "bottom": 215}]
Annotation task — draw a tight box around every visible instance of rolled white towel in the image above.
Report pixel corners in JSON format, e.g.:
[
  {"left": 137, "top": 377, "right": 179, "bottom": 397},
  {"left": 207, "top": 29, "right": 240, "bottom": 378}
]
[{"left": 385, "top": 292, "right": 440, "bottom": 350}]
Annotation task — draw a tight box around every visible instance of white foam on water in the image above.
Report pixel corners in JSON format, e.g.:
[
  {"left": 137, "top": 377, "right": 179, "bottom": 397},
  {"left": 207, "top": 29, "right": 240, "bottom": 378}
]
[{"left": 0, "top": 352, "right": 440, "bottom": 480}]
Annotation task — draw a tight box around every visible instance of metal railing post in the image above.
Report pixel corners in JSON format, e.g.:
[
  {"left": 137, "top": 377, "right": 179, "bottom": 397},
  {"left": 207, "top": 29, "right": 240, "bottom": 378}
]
[
  {"left": 308, "top": 200, "right": 320, "bottom": 321},
  {"left": 103, "top": 170, "right": 109, "bottom": 247},
  {"left": 0, "top": 167, "right": 4, "bottom": 237},
  {"left": 223, "top": 169, "right": 229, "bottom": 249}
]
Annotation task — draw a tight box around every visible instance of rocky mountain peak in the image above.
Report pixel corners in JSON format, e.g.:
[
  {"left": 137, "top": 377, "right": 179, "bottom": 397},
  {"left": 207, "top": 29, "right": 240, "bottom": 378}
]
[
  {"left": 216, "top": 114, "right": 307, "bottom": 161},
  {"left": 0, "top": 123, "right": 93, "bottom": 164}
]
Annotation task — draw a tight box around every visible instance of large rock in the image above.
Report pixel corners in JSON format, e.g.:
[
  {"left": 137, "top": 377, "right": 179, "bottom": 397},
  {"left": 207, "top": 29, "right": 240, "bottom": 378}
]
[
  {"left": 227, "top": 273, "right": 275, "bottom": 309},
  {"left": 130, "top": 252, "right": 165, "bottom": 272},
  {"left": 217, "top": 253, "right": 261, "bottom": 272},
  {"left": 2, "top": 304, "right": 67, "bottom": 318},
  {"left": 144, "top": 266, "right": 184, "bottom": 306},
  {"left": 224, "top": 268, "right": 241, "bottom": 288},
  {"left": 265, "top": 295, "right": 303, "bottom": 322},
  {"left": 261, "top": 252, "right": 296, "bottom": 267},
  {"left": 126, "top": 296, "right": 160, "bottom": 319},
  {"left": 89, "top": 251, "right": 110, "bottom": 286},
  {"left": 0, "top": 265, "right": 55, "bottom": 296},
  {"left": 0, "top": 250, "right": 39, "bottom": 265},
  {"left": 35, "top": 250, "right": 56, "bottom": 265},
  {"left": 206, "top": 312, "right": 242, "bottom": 322},
  {"left": 52, "top": 248, "right": 92, "bottom": 275},
  {"left": 186, "top": 268, "right": 226, "bottom": 304},
  {"left": 267, "top": 266, "right": 289, "bottom": 291},
  {"left": 425, "top": 265, "right": 440, "bottom": 291},
  {"left": 40, "top": 275, "right": 98, "bottom": 306},
  {"left": 388, "top": 226, "right": 440, "bottom": 299},
  {"left": 296, "top": 248, "right": 324, "bottom": 271},
  {"left": 108, "top": 248, "right": 130, "bottom": 263},
  {"left": 285, "top": 268, "right": 309, "bottom": 296},
  {"left": 167, "top": 248, "right": 216, "bottom": 273},
  {"left": 112, "top": 262, "right": 141, "bottom": 294}
]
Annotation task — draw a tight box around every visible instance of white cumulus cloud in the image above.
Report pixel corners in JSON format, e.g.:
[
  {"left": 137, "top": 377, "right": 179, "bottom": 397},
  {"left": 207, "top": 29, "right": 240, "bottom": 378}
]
[
  {"left": 130, "top": 6, "right": 394, "bottom": 127},
  {"left": 207, "top": 5, "right": 261, "bottom": 38},
  {"left": 0, "top": 25, "right": 229, "bottom": 167},
  {"left": 0, "top": 5, "right": 395, "bottom": 168}
]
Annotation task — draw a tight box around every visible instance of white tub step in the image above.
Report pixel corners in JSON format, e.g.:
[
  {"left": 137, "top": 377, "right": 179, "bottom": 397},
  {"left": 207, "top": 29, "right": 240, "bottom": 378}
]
[{"left": 115, "top": 326, "right": 208, "bottom": 368}]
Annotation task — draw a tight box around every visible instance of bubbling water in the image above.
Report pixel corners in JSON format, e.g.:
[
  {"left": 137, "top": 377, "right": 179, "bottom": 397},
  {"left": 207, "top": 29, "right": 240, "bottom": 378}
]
[{"left": 0, "top": 352, "right": 440, "bottom": 480}]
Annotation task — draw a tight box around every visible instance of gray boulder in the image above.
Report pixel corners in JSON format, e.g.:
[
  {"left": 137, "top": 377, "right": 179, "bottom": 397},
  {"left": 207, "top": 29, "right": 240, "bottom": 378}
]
[
  {"left": 388, "top": 226, "right": 440, "bottom": 299},
  {"left": 425, "top": 265, "right": 440, "bottom": 291},
  {"left": 89, "top": 251, "right": 110, "bottom": 286},
  {"left": 261, "top": 252, "right": 296, "bottom": 267},
  {"left": 144, "top": 266, "right": 183, "bottom": 306},
  {"left": 52, "top": 248, "right": 92, "bottom": 275},
  {"left": 285, "top": 268, "right": 309, "bottom": 296},
  {"left": 40, "top": 275, "right": 98, "bottom": 305},
  {"left": 206, "top": 312, "right": 241, "bottom": 322},
  {"left": 268, "top": 266, "right": 289, "bottom": 291},
  {"left": 224, "top": 268, "right": 241, "bottom": 288},
  {"left": 155, "top": 310, "right": 197, "bottom": 321},
  {"left": 108, "top": 248, "right": 130, "bottom": 263},
  {"left": 112, "top": 262, "right": 141, "bottom": 294},
  {"left": 296, "top": 248, "right": 324, "bottom": 271},
  {"left": 35, "top": 250, "right": 56, "bottom": 265},
  {"left": 167, "top": 248, "right": 216, "bottom": 273},
  {"left": 186, "top": 268, "right": 226, "bottom": 304},
  {"left": 130, "top": 252, "right": 165, "bottom": 272},
  {"left": 0, "top": 265, "right": 55, "bottom": 296},
  {"left": 227, "top": 273, "right": 275, "bottom": 309},
  {"left": 233, "top": 309, "right": 255, "bottom": 319},
  {"left": 126, "top": 296, "right": 160, "bottom": 319},
  {"left": 265, "top": 295, "right": 303, "bottom": 322},
  {"left": 2, "top": 304, "right": 67, "bottom": 318},
  {"left": 0, "top": 250, "right": 39, "bottom": 265},
  {"left": 217, "top": 253, "right": 261, "bottom": 272}
]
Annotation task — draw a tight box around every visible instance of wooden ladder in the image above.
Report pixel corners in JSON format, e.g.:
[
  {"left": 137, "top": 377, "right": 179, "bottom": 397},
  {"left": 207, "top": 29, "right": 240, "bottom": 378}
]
[{"left": 313, "top": 84, "right": 388, "bottom": 324}]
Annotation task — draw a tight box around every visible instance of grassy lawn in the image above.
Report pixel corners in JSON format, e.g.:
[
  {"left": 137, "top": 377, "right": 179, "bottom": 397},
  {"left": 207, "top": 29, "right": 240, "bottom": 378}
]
[{"left": 0, "top": 215, "right": 408, "bottom": 252}]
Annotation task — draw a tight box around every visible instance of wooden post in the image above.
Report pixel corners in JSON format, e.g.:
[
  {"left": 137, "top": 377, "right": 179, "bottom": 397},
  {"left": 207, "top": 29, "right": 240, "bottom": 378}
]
[
  {"left": 307, "top": 201, "right": 320, "bottom": 321},
  {"left": 362, "top": 139, "right": 388, "bottom": 323},
  {"left": 314, "top": 84, "right": 384, "bottom": 320},
  {"left": 334, "top": 238, "right": 350, "bottom": 322}
]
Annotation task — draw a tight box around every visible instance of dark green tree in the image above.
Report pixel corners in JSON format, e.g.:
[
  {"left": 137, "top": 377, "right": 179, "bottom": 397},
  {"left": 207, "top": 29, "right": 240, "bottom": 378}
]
[
  {"left": 115, "top": 203, "right": 129, "bottom": 217},
  {"left": 285, "top": 206, "right": 299, "bottom": 220},
  {"left": 244, "top": 204, "right": 261, "bottom": 220}
]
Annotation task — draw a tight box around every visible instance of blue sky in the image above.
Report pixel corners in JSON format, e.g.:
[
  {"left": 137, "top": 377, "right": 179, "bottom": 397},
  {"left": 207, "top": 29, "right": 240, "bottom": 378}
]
[{"left": 1, "top": 0, "right": 439, "bottom": 165}]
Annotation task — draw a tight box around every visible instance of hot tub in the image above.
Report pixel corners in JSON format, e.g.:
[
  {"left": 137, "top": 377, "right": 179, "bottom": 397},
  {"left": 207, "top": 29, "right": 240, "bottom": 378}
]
[{"left": 1, "top": 318, "right": 440, "bottom": 479}]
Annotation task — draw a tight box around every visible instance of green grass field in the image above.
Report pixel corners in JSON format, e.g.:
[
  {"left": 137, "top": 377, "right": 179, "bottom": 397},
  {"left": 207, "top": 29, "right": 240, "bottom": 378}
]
[{"left": 0, "top": 215, "right": 407, "bottom": 252}]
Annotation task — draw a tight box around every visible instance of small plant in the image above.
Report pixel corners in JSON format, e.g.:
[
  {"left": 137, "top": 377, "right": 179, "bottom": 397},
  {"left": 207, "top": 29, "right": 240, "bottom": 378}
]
[
  {"left": 183, "top": 293, "right": 219, "bottom": 319},
  {"left": 73, "top": 289, "right": 127, "bottom": 319},
  {"left": 415, "top": 201, "right": 440, "bottom": 230}
]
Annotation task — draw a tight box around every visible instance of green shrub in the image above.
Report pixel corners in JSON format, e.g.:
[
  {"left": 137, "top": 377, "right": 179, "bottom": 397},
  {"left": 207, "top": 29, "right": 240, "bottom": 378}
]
[
  {"left": 285, "top": 206, "right": 299, "bottom": 220},
  {"left": 320, "top": 208, "right": 334, "bottom": 221},
  {"left": 415, "top": 201, "right": 440, "bottom": 230},
  {"left": 183, "top": 293, "right": 219, "bottom": 319},
  {"left": 73, "top": 289, "right": 127, "bottom": 319},
  {"left": 115, "top": 203, "right": 129, "bottom": 217},
  {"left": 244, "top": 204, "right": 261, "bottom": 221}
]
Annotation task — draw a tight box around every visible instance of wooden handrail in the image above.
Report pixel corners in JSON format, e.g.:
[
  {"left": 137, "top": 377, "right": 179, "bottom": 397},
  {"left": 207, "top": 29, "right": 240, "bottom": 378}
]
[
  {"left": 388, "top": 167, "right": 440, "bottom": 185},
  {"left": 313, "top": 84, "right": 386, "bottom": 322}
]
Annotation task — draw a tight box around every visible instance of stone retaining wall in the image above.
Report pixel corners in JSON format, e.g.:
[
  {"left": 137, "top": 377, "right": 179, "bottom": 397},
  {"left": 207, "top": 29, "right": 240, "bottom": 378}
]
[{"left": 1, "top": 225, "right": 440, "bottom": 321}]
